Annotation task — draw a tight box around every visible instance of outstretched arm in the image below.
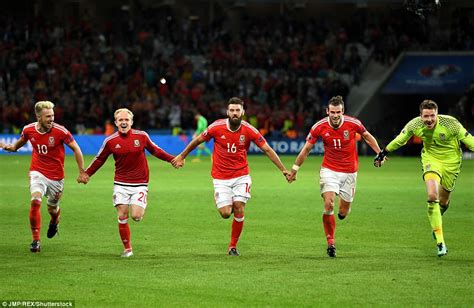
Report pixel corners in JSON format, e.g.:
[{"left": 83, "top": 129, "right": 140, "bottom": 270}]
[
  {"left": 0, "top": 136, "right": 27, "bottom": 152},
  {"left": 259, "top": 142, "right": 290, "bottom": 179},
  {"left": 362, "top": 131, "right": 387, "bottom": 168},
  {"left": 66, "top": 140, "right": 88, "bottom": 184},
  {"left": 361, "top": 131, "right": 382, "bottom": 154},
  {"left": 287, "top": 141, "right": 314, "bottom": 183},
  {"left": 374, "top": 120, "right": 415, "bottom": 167},
  {"left": 459, "top": 129, "right": 474, "bottom": 151},
  {"left": 171, "top": 134, "right": 207, "bottom": 168},
  {"left": 66, "top": 140, "right": 85, "bottom": 173}
]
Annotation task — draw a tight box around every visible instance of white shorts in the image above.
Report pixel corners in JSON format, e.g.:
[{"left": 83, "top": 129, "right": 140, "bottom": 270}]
[
  {"left": 213, "top": 175, "right": 252, "bottom": 208},
  {"left": 29, "top": 171, "right": 64, "bottom": 206},
  {"left": 319, "top": 167, "right": 357, "bottom": 202},
  {"left": 113, "top": 185, "right": 149, "bottom": 209}
]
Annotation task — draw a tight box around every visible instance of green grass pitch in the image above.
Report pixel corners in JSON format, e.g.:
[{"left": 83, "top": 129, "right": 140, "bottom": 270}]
[{"left": 0, "top": 155, "right": 472, "bottom": 306}]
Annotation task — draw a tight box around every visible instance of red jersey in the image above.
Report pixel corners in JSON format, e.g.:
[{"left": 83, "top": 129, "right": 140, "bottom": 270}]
[
  {"left": 202, "top": 119, "right": 266, "bottom": 180},
  {"left": 21, "top": 122, "right": 74, "bottom": 181},
  {"left": 85, "top": 130, "right": 174, "bottom": 185},
  {"left": 307, "top": 115, "right": 366, "bottom": 173}
]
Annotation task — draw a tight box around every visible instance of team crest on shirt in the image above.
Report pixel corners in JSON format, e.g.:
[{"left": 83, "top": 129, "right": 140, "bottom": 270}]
[
  {"left": 439, "top": 133, "right": 446, "bottom": 141},
  {"left": 343, "top": 130, "right": 349, "bottom": 140},
  {"left": 48, "top": 136, "right": 55, "bottom": 146},
  {"left": 134, "top": 139, "right": 140, "bottom": 147},
  {"left": 239, "top": 135, "right": 245, "bottom": 145}
]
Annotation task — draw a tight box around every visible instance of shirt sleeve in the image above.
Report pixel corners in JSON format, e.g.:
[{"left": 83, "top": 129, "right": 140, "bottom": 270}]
[
  {"left": 386, "top": 118, "right": 417, "bottom": 152},
  {"left": 20, "top": 127, "right": 29, "bottom": 141},
  {"left": 457, "top": 123, "right": 474, "bottom": 151},
  {"left": 145, "top": 133, "right": 174, "bottom": 162},
  {"left": 85, "top": 140, "right": 111, "bottom": 176},
  {"left": 356, "top": 122, "right": 367, "bottom": 134},
  {"left": 201, "top": 127, "right": 212, "bottom": 142},
  {"left": 306, "top": 126, "right": 319, "bottom": 145},
  {"left": 250, "top": 127, "right": 266, "bottom": 148},
  {"left": 64, "top": 130, "right": 74, "bottom": 144}
]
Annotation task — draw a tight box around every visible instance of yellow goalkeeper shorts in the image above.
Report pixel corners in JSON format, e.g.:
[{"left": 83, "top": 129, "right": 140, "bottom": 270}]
[{"left": 421, "top": 159, "right": 461, "bottom": 192}]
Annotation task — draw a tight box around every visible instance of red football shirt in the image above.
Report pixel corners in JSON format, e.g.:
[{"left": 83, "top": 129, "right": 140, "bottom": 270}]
[
  {"left": 202, "top": 119, "right": 266, "bottom": 180},
  {"left": 21, "top": 122, "right": 74, "bottom": 180},
  {"left": 307, "top": 115, "right": 366, "bottom": 173},
  {"left": 85, "top": 130, "right": 174, "bottom": 185}
]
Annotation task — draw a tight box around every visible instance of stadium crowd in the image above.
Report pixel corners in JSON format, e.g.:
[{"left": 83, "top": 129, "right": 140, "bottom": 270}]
[{"left": 0, "top": 5, "right": 472, "bottom": 137}]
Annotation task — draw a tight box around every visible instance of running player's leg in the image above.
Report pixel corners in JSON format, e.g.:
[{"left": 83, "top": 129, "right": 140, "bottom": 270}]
[
  {"left": 227, "top": 176, "right": 251, "bottom": 255},
  {"left": 320, "top": 168, "right": 340, "bottom": 256},
  {"left": 116, "top": 204, "right": 132, "bottom": 257},
  {"left": 322, "top": 191, "right": 336, "bottom": 247},
  {"left": 114, "top": 185, "right": 132, "bottom": 256},
  {"left": 45, "top": 179, "right": 64, "bottom": 239},
  {"left": 438, "top": 164, "right": 459, "bottom": 216},
  {"left": 337, "top": 172, "right": 357, "bottom": 220},
  {"left": 439, "top": 189, "right": 450, "bottom": 216},
  {"left": 424, "top": 171, "right": 446, "bottom": 255},
  {"left": 338, "top": 199, "right": 352, "bottom": 220},
  {"left": 214, "top": 178, "right": 235, "bottom": 254},
  {"left": 129, "top": 187, "right": 148, "bottom": 222},
  {"left": 29, "top": 171, "right": 46, "bottom": 252}
]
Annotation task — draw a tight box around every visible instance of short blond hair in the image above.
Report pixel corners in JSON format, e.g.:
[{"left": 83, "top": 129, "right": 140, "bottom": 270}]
[
  {"left": 35, "top": 101, "right": 55, "bottom": 116},
  {"left": 114, "top": 108, "right": 134, "bottom": 120}
]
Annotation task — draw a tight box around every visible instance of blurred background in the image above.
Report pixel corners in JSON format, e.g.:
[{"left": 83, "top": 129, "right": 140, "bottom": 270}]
[{"left": 0, "top": 0, "right": 472, "bottom": 152}]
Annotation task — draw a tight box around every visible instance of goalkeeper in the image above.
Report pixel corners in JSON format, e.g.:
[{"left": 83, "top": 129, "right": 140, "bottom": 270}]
[
  {"left": 374, "top": 100, "right": 474, "bottom": 257},
  {"left": 192, "top": 111, "right": 212, "bottom": 162}
]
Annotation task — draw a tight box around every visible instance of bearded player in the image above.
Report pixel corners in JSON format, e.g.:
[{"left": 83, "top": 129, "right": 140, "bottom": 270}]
[{"left": 172, "top": 97, "right": 290, "bottom": 256}]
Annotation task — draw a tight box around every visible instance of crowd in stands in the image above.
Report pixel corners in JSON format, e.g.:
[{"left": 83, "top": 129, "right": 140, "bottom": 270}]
[{"left": 0, "top": 5, "right": 472, "bottom": 138}]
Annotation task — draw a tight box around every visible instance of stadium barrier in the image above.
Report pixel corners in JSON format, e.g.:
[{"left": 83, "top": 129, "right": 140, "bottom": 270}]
[{"left": 0, "top": 134, "right": 324, "bottom": 156}]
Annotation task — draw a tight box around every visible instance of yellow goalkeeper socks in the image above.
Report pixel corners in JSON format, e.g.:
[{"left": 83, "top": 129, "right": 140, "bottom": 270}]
[{"left": 427, "top": 200, "right": 444, "bottom": 244}]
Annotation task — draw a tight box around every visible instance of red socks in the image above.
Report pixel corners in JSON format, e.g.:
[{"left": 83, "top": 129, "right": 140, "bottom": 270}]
[
  {"left": 30, "top": 199, "right": 42, "bottom": 240},
  {"left": 118, "top": 216, "right": 131, "bottom": 250},
  {"left": 323, "top": 214, "right": 335, "bottom": 246},
  {"left": 229, "top": 214, "right": 245, "bottom": 248}
]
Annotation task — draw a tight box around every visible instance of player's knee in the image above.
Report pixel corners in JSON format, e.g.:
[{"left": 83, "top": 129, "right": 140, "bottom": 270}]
[
  {"left": 338, "top": 209, "right": 350, "bottom": 220},
  {"left": 47, "top": 204, "right": 59, "bottom": 213},
  {"left": 220, "top": 212, "right": 232, "bottom": 219},
  {"left": 118, "top": 215, "right": 128, "bottom": 224},
  {"left": 131, "top": 215, "right": 143, "bottom": 222},
  {"left": 219, "top": 207, "right": 232, "bottom": 219},
  {"left": 427, "top": 192, "right": 438, "bottom": 202},
  {"left": 324, "top": 201, "right": 334, "bottom": 212}
]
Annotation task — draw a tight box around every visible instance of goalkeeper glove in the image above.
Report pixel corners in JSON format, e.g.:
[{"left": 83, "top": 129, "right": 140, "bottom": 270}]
[{"left": 374, "top": 148, "right": 388, "bottom": 167}]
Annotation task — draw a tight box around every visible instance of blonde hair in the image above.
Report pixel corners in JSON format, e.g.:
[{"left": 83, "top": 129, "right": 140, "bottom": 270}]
[
  {"left": 35, "top": 101, "right": 55, "bottom": 116},
  {"left": 114, "top": 108, "right": 134, "bottom": 120}
]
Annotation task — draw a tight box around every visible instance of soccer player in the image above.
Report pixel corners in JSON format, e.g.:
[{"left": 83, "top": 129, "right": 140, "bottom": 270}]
[
  {"left": 0, "top": 101, "right": 85, "bottom": 253},
  {"left": 171, "top": 97, "right": 290, "bottom": 256},
  {"left": 77, "top": 108, "right": 181, "bottom": 257},
  {"left": 192, "top": 111, "right": 212, "bottom": 162},
  {"left": 374, "top": 100, "right": 474, "bottom": 257},
  {"left": 286, "top": 96, "right": 383, "bottom": 258}
]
